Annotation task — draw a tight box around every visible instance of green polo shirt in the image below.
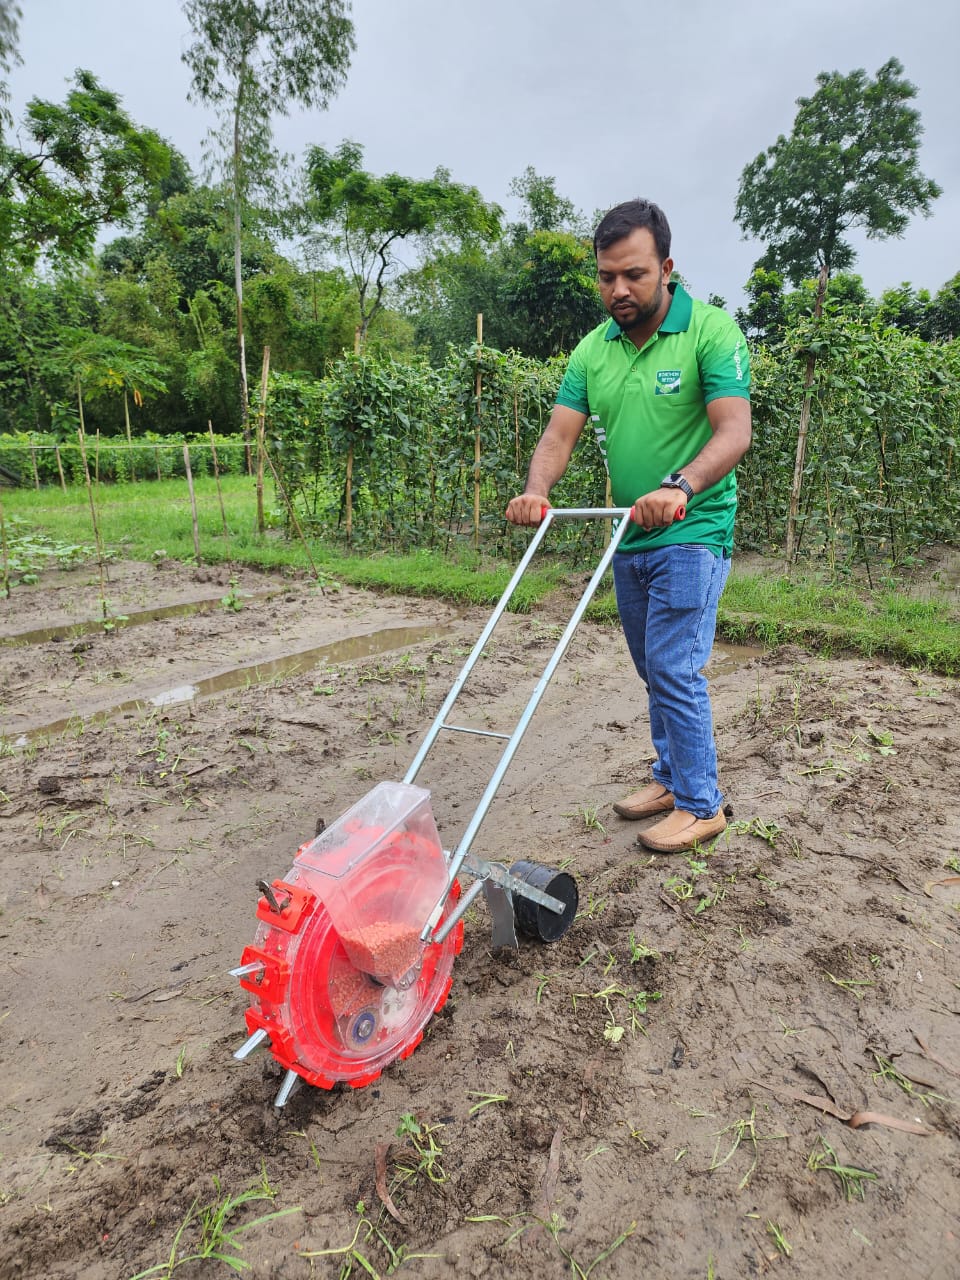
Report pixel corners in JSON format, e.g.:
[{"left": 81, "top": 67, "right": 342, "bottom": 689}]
[{"left": 555, "top": 284, "right": 750, "bottom": 554}]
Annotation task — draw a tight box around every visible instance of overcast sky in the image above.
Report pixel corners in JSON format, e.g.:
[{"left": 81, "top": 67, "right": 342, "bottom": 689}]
[{"left": 8, "top": 0, "right": 958, "bottom": 309}]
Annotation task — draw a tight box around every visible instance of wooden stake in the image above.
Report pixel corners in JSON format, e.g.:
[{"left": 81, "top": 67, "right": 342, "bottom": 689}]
[
  {"left": 183, "top": 444, "right": 201, "bottom": 563},
  {"left": 208, "top": 421, "right": 229, "bottom": 538},
  {"left": 345, "top": 442, "right": 354, "bottom": 541},
  {"left": 76, "top": 419, "right": 109, "bottom": 617},
  {"left": 0, "top": 493, "right": 10, "bottom": 598},
  {"left": 30, "top": 446, "right": 40, "bottom": 489},
  {"left": 255, "top": 346, "right": 270, "bottom": 535},
  {"left": 124, "top": 389, "right": 137, "bottom": 481},
  {"left": 785, "top": 262, "right": 829, "bottom": 567},
  {"left": 55, "top": 447, "right": 66, "bottom": 492},
  {"left": 474, "top": 313, "right": 483, "bottom": 554},
  {"left": 261, "top": 438, "right": 324, "bottom": 590}
]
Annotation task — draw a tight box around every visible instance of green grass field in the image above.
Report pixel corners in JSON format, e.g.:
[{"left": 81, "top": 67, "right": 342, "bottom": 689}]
[{"left": 3, "top": 476, "right": 960, "bottom": 674}]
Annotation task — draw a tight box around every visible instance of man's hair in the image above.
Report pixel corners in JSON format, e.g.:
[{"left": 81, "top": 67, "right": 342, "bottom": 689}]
[{"left": 594, "top": 200, "right": 671, "bottom": 262}]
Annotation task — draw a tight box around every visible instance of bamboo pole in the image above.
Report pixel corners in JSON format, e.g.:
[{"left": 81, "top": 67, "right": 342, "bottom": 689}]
[
  {"left": 785, "top": 263, "right": 829, "bottom": 566},
  {"left": 473, "top": 313, "right": 483, "bottom": 554},
  {"left": 0, "top": 493, "right": 10, "bottom": 598},
  {"left": 255, "top": 346, "right": 270, "bottom": 535},
  {"left": 155, "top": 447, "right": 162, "bottom": 482},
  {"left": 261, "top": 438, "right": 324, "bottom": 590},
  {"left": 123, "top": 389, "right": 137, "bottom": 481},
  {"left": 76, "top": 413, "right": 110, "bottom": 622},
  {"left": 345, "top": 443, "right": 354, "bottom": 541},
  {"left": 55, "top": 447, "right": 66, "bottom": 492},
  {"left": 30, "top": 446, "right": 40, "bottom": 489},
  {"left": 208, "top": 421, "right": 229, "bottom": 538},
  {"left": 183, "top": 444, "right": 201, "bottom": 563}
]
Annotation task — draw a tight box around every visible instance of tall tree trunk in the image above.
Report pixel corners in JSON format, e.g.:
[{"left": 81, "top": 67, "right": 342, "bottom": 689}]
[
  {"left": 784, "top": 262, "right": 829, "bottom": 566},
  {"left": 233, "top": 93, "right": 251, "bottom": 474}
]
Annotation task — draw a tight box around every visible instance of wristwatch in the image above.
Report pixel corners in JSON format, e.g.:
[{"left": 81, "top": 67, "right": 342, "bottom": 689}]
[{"left": 660, "top": 472, "right": 694, "bottom": 500}]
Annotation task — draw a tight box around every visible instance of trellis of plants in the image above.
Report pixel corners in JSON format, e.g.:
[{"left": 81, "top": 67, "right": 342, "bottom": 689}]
[
  {"left": 737, "top": 315, "right": 960, "bottom": 575},
  {"left": 263, "top": 345, "right": 610, "bottom": 560},
  {"left": 0, "top": 430, "right": 247, "bottom": 487}
]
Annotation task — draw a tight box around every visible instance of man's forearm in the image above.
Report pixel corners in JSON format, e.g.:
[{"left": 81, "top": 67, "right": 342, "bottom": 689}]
[
  {"left": 682, "top": 398, "right": 752, "bottom": 494},
  {"left": 525, "top": 434, "right": 574, "bottom": 496}
]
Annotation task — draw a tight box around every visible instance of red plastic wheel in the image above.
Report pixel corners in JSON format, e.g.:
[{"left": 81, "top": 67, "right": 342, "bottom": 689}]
[{"left": 237, "top": 868, "right": 463, "bottom": 1090}]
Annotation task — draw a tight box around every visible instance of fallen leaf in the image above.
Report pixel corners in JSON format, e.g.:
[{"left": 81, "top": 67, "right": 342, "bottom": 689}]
[
  {"left": 375, "top": 1141, "right": 404, "bottom": 1223},
  {"left": 923, "top": 875, "right": 960, "bottom": 897},
  {"left": 748, "top": 1080, "right": 934, "bottom": 1136},
  {"left": 152, "top": 988, "right": 185, "bottom": 1003},
  {"left": 534, "top": 1127, "right": 563, "bottom": 1222}
]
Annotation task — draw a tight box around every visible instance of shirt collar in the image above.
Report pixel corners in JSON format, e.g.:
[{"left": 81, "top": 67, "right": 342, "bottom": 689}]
[{"left": 604, "top": 283, "right": 693, "bottom": 341}]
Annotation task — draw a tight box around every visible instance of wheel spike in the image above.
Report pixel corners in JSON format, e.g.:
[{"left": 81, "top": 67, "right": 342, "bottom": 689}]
[
  {"left": 233, "top": 1027, "right": 269, "bottom": 1061},
  {"left": 274, "top": 1068, "right": 300, "bottom": 1109}
]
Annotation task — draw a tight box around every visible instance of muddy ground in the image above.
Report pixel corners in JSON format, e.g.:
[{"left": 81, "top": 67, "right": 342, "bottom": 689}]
[{"left": 1, "top": 557, "right": 959, "bottom": 1280}]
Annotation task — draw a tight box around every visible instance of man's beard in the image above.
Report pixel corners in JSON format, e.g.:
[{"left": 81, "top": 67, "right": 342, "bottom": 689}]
[{"left": 609, "top": 279, "right": 663, "bottom": 329}]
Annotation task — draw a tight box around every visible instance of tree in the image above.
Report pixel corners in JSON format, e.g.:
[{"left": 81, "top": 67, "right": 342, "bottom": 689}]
[
  {"left": 507, "top": 166, "right": 580, "bottom": 237},
  {"left": 182, "top": 0, "right": 355, "bottom": 427},
  {"left": 401, "top": 167, "right": 598, "bottom": 360},
  {"left": 305, "top": 140, "right": 502, "bottom": 350},
  {"left": 501, "top": 230, "right": 602, "bottom": 359},
  {"left": 0, "top": 70, "right": 171, "bottom": 273},
  {"left": 736, "top": 57, "right": 941, "bottom": 286},
  {"left": 734, "top": 57, "right": 941, "bottom": 563}
]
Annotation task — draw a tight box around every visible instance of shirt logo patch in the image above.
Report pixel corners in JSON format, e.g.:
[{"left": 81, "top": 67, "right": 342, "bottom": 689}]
[{"left": 655, "top": 369, "right": 682, "bottom": 395}]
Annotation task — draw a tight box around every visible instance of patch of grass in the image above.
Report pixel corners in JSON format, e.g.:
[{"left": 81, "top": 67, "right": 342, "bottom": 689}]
[
  {"left": 297, "top": 1198, "right": 433, "bottom": 1275},
  {"left": 393, "top": 1114, "right": 447, "bottom": 1185},
  {"left": 466, "top": 1210, "right": 636, "bottom": 1278},
  {"left": 7, "top": 481, "right": 960, "bottom": 669},
  {"left": 709, "top": 1107, "right": 786, "bottom": 1191},
  {"left": 807, "top": 1136, "right": 877, "bottom": 1201},
  {"left": 129, "top": 1166, "right": 299, "bottom": 1278},
  {"left": 717, "top": 570, "right": 960, "bottom": 674}
]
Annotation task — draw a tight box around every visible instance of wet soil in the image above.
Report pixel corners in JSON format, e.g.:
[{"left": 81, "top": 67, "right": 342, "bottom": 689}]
[{"left": 1, "top": 558, "right": 958, "bottom": 1280}]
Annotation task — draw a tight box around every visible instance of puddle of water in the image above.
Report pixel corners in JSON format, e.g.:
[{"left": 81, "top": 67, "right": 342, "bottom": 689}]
[
  {"left": 708, "top": 642, "right": 764, "bottom": 676},
  {"left": 12, "top": 623, "right": 450, "bottom": 745},
  {"left": 0, "top": 590, "right": 281, "bottom": 647}
]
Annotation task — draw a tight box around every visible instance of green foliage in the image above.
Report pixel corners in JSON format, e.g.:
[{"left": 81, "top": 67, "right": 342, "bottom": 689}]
[
  {"left": 0, "top": 70, "right": 172, "bottom": 273},
  {"left": 305, "top": 140, "right": 502, "bottom": 347},
  {"left": 182, "top": 0, "right": 354, "bottom": 115},
  {"left": 403, "top": 166, "right": 600, "bottom": 360},
  {"left": 0, "top": 1, "right": 21, "bottom": 134},
  {"left": 182, "top": 0, "right": 356, "bottom": 422},
  {"left": 502, "top": 229, "right": 604, "bottom": 359},
  {"left": 739, "top": 308, "right": 960, "bottom": 571},
  {"left": 736, "top": 57, "right": 941, "bottom": 283},
  {"left": 260, "top": 343, "right": 603, "bottom": 557},
  {"left": 0, "top": 430, "right": 246, "bottom": 485}
]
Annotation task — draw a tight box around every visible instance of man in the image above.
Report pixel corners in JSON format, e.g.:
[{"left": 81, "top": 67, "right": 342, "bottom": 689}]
[{"left": 505, "top": 199, "right": 751, "bottom": 854}]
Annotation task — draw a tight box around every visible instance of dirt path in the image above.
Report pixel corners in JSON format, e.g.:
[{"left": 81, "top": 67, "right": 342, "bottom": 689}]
[{"left": 1, "top": 560, "right": 958, "bottom": 1280}]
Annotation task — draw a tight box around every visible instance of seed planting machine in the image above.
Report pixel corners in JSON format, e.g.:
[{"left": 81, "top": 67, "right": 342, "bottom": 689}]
[{"left": 232, "top": 509, "right": 636, "bottom": 1106}]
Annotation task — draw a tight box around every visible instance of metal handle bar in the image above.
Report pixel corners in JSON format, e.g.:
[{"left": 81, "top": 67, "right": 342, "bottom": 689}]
[{"left": 406, "top": 508, "right": 635, "bottom": 939}]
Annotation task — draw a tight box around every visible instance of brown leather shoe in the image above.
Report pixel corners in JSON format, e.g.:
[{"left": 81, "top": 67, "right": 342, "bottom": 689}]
[
  {"left": 612, "top": 781, "right": 675, "bottom": 820},
  {"left": 638, "top": 807, "right": 727, "bottom": 853}
]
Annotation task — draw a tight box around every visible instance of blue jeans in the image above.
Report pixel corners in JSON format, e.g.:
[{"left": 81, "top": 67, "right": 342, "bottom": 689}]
[{"left": 612, "top": 545, "right": 731, "bottom": 818}]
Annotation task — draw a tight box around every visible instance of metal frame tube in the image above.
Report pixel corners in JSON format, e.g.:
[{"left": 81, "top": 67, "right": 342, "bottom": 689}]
[{"left": 417, "top": 509, "right": 634, "bottom": 937}]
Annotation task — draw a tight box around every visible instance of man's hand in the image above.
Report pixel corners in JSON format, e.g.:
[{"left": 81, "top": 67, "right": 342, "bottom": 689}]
[
  {"left": 505, "top": 494, "right": 550, "bottom": 526},
  {"left": 629, "top": 489, "right": 687, "bottom": 529}
]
